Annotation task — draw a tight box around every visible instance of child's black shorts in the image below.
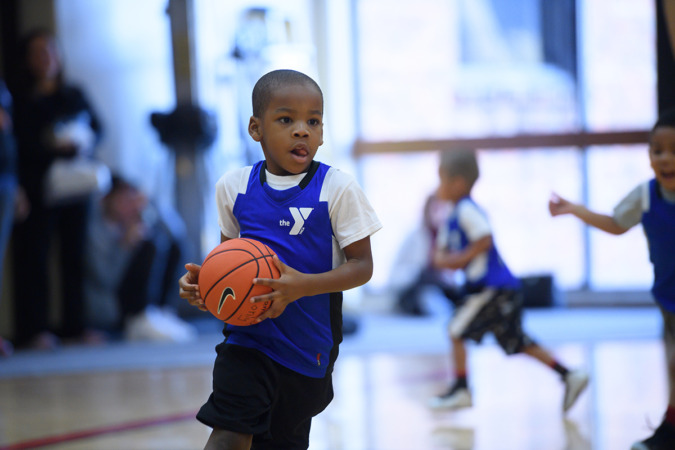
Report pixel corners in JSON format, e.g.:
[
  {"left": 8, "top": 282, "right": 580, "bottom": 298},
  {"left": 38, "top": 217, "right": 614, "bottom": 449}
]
[
  {"left": 448, "top": 287, "right": 535, "bottom": 354},
  {"left": 197, "top": 342, "right": 334, "bottom": 449}
]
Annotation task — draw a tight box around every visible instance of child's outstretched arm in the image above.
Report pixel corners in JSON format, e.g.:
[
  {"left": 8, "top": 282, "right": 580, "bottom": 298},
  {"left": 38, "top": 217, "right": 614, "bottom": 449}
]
[
  {"left": 549, "top": 192, "right": 628, "bottom": 235},
  {"left": 250, "top": 236, "right": 374, "bottom": 322}
]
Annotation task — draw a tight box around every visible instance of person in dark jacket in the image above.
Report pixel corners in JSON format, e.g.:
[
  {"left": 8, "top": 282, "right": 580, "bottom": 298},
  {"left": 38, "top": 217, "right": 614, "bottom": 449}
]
[
  {"left": 0, "top": 78, "right": 17, "bottom": 356},
  {"left": 10, "top": 28, "right": 104, "bottom": 349}
]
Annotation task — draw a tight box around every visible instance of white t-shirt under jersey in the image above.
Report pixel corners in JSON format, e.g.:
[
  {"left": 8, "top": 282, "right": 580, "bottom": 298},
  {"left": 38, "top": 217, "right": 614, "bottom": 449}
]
[{"left": 215, "top": 164, "right": 382, "bottom": 269}]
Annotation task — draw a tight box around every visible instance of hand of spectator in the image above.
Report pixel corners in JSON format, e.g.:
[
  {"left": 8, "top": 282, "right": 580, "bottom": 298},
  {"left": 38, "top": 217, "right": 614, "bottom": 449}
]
[{"left": 121, "top": 221, "right": 147, "bottom": 247}]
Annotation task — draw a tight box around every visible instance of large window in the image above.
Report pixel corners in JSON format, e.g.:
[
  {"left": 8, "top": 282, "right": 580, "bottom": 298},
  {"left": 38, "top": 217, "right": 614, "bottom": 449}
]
[
  {"left": 356, "top": 0, "right": 656, "bottom": 297},
  {"left": 55, "top": 0, "right": 656, "bottom": 298}
]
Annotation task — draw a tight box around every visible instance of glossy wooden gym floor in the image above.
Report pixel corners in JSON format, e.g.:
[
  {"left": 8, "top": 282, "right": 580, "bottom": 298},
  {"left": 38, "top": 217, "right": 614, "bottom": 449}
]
[{"left": 0, "top": 305, "right": 665, "bottom": 450}]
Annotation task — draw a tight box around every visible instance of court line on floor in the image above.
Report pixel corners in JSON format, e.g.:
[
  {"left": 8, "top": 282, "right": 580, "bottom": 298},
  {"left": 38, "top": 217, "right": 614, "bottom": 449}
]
[{"left": 0, "top": 410, "right": 199, "bottom": 450}]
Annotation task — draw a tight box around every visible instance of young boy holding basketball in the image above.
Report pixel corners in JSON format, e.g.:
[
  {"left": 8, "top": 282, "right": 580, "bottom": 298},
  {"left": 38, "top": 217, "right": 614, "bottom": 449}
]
[
  {"left": 549, "top": 109, "right": 675, "bottom": 450},
  {"left": 178, "top": 69, "right": 381, "bottom": 449},
  {"left": 429, "top": 149, "right": 589, "bottom": 414}
]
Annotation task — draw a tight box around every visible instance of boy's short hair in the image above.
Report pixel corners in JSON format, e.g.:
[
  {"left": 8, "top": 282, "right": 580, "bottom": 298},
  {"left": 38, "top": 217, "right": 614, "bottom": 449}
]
[
  {"left": 439, "top": 149, "right": 480, "bottom": 189},
  {"left": 251, "top": 69, "right": 323, "bottom": 118}
]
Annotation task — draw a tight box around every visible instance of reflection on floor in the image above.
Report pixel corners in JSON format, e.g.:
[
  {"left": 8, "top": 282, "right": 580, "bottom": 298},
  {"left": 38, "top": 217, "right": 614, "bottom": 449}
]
[{"left": 0, "top": 305, "right": 666, "bottom": 450}]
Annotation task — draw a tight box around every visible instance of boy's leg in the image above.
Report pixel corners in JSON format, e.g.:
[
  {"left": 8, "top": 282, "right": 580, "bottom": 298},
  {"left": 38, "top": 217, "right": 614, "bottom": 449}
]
[
  {"left": 663, "top": 308, "right": 675, "bottom": 410},
  {"left": 429, "top": 336, "right": 472, "bottom": 410},
  {"left": 452, "top": 336, "right": 468, "bottom": 377},
  {"left": 429, "top": 289, "right": 488, "bottom": 411},
  {"left": 199, "top": 344, "right": 332, "bottom": 450},
  {"left": 205, "top": 429, "right": 252, "bottom": 450},
  {"left": 522, "top": 343, "right": 589, "bottom": 413},
  {"left": 631, "top": 308, "right": 675, "bottom": 449},
  {"left": 253, "top": 363, "right": 333, "bottom": 449},
  {"left": 491, "top": 290, "right": 588, "bottom": 412},
  {"left": 198, "top": 344, "right": 275, "bottom": 446}
]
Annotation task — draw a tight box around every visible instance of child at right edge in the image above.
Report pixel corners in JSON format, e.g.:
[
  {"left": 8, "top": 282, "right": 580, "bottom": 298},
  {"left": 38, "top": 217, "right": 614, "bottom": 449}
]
[
  {"left": 429, "top": 149, "right": 589, "bottom": 414},
  {"left": 550, "top": 108, "right": 675, "bottom": 450}
]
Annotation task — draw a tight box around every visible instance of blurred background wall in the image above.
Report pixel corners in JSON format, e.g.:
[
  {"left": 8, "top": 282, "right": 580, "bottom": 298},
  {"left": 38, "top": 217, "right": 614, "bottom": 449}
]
[{"left": 0, "top": 0, "right": 670, "bottom": 333}]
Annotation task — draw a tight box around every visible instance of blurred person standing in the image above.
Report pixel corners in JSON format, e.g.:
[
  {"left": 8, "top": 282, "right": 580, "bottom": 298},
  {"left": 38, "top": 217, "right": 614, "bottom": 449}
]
[
  {"left": 0, "top": 78, "right": 17, "bottom": 356},
  {"left": 10, "top": 28, "right": 105, "bottom": 349}
]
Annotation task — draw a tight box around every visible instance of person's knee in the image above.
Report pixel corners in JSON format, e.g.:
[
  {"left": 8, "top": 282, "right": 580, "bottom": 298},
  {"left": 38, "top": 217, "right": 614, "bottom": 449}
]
[{"left": 204, "top": 428, "right": 252, "bottom": 450}]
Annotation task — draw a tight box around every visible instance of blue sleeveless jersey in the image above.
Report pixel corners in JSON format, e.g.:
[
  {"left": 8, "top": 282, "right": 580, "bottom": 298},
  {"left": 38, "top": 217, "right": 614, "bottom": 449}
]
[
  {"left": 446, "top": 196, "right": 520, "bottom": 291},
  {"left": 642, "top": 179, "right": 675, "bottom": 312},
  {"left": 225, "top": 160, "right": 342, "bottom": 378}
]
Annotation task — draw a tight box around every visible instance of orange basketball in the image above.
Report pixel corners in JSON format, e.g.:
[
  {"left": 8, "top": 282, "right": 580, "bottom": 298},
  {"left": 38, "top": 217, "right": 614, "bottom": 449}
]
[{"left": 198, "top": 238, "right": 280, "bottom": 326}]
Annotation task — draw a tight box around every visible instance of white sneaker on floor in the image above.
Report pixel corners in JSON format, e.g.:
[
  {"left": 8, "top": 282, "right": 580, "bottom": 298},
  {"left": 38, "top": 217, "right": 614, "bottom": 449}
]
[
  {"left": 157, "top": 307, "right": 198, "bottom": 342},
  {"left": 429, "top": 387, "right": 473, "bottom": 410},
  {"left": 124, "top": 309, "right": 176, "bottom": 342},
  {"left": 563, "top": 369, "right": 589, "bottom": 412}
]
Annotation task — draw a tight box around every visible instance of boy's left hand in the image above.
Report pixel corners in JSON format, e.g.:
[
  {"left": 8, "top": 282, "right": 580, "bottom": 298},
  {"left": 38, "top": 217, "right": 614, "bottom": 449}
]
[
  {"left": 250, "top": 255, "right": 307, "bottom": 322},
  {"left": 433, "top": 249, "right": 470, "bottom": 270}
]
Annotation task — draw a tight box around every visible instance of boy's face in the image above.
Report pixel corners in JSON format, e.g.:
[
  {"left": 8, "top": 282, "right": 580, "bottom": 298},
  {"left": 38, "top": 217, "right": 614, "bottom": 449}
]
[
  {"left": 248, "top": 83, "right": 323, "bottom": 176},
  {"left": 650, "top": 126, "right": 675, "bottom": 192},
  {"left": 437, "top": 170, "right": 466, "bottom": 203}
]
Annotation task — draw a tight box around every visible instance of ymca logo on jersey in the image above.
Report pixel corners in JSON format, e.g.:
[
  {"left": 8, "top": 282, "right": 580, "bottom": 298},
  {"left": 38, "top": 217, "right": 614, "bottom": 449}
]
[{"left": 279, "top": 207, "right": 313, "bottom": 235}]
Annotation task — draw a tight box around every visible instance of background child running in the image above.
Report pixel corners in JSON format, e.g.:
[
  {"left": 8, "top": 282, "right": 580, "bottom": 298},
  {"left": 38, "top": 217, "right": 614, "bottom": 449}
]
[
  {"left": 178, "top": 69, "right": 381, "bottom": 450},
  {"left": 429, "top": 149, "right": 588, "bottom": 414},
  {"left": 549, "top": 109, "right": 675, "bottom": 450}
]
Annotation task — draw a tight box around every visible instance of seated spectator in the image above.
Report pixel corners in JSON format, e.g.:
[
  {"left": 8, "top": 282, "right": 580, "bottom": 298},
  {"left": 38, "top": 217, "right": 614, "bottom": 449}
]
[
  {"left": 84, "top": 175, "right": 197, "bottom": 342},
  {"left": 390, "top": 192, "right": 460, "bottom": 315}
]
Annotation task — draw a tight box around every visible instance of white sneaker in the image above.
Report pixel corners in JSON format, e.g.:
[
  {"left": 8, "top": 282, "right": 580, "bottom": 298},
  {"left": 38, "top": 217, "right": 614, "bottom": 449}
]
[
  {"left": 124, "top": 309, "right": 176, "bottom": 342},
  {"left": 429, "top": 387, "right": 473, "bottom": 410},
  {"left": 157, "top": 307, "right": 198, "bottom": 342},
  {"left": 563, "top": 369, "right": 589, "bottom": 412}
]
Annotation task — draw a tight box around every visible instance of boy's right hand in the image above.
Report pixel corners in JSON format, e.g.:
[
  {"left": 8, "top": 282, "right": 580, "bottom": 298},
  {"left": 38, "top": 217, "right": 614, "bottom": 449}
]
[
  {"left": 179, "top": 263, "right": 207, "bottom": 311},
  {"left": 548, "top": 192, "right": 577, "bottom": 217}
]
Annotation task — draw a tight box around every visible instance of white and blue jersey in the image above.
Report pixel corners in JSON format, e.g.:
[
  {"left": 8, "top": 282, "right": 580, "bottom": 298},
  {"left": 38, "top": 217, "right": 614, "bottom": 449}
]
[
  {"left": 613, "top": 179, "right": 675, "bottom": 312},
  {"left": 642, "top": 180, "right": 675, "bottom": 312},
  {"left": 215, "top": 160, "right": 381, "bottom": 378},
  {"left": 438, "top": 196, "right": 520, "bottom": 292}
]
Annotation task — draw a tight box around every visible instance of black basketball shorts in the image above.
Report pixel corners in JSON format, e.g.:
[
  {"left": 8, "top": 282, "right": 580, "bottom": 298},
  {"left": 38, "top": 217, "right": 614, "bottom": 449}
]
[
  {"left": 197, "top": 342, "right": 334, "bottom": 449},
  {"left": 448, "top": 287, "right": 535, "bottom": 355}
]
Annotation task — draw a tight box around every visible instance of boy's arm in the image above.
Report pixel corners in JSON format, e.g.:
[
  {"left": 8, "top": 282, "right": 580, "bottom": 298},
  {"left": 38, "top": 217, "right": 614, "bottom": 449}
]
[
  {"left": 549, "top": 193, "right": 628, "bottom": 235},
  {"left": 433, "top": 235, "right": 492, "bottom": 270},
  {"left": 250, "top": 236, "right": 374, "bottom": 322}
]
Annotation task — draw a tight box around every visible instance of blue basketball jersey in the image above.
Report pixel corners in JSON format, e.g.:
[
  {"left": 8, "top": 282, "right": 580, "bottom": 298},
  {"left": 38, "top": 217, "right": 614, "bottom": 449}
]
[
  {"left": 445, "top": 196, "right": 520, "bottom": 291},
  {"left": 224, "top": 160, "right": 342, "bottom": 378},
  {"left": 642, "top": 179, "right": 675, "bottom": 312}
]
